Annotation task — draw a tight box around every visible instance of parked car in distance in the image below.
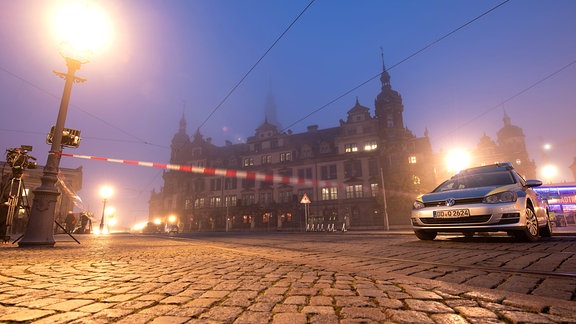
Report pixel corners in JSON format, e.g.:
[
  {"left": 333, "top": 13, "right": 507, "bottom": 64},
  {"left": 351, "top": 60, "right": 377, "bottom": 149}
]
[{"left": 411, "top": 162, "right": 552, "bottom": 241}]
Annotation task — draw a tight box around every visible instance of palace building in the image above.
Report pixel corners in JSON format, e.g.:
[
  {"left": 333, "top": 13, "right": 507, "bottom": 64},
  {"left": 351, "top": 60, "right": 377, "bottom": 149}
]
[{"left": 148, "top": 63, "right": 436, "bottom": 232}]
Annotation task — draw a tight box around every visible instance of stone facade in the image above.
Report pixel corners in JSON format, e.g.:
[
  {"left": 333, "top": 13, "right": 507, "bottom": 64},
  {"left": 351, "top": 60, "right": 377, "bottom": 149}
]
[{"left": 149, "top": 64, "right": 436, "bottom": 232}]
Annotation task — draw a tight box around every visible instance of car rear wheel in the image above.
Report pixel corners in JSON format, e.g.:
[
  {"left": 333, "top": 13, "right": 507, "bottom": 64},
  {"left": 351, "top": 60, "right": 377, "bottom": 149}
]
[
  {"left": 515, "top": 206, "right": 539, "bottom": 242},
  {"left": 414, "top": 230, "right": 437, "bottom": 240}
]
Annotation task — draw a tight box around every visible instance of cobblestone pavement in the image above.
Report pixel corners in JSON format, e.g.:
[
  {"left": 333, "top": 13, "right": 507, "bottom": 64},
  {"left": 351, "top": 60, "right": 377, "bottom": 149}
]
[{"left": 0, "top": 234, "right": 574, "bottom": 323}]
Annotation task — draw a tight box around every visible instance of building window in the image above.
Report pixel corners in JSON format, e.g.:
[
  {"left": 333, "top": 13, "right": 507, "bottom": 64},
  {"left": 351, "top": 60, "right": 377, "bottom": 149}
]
[
  {"left": 345, "top": 184, "right": 363, "bottom": 199},
  {"left": 319, "top": 142, "right": 330, "bottom": 154},
  {"left": 320, "top": 164, "right": 337, "bottom": 180},
  {"left": 261, "top": 155, "right": 272, "bottom": 164},
  {"left": 225, "top": 195, "right": 237, "bottom": 206},
  {"left": 243, "top": 157, "right": 254, "bottom": 167},
  {"left": 344, "top": 160, "right": 362, "bottom": 178},
  {"left": 298, "top": 168, "right": 313, "bottom": 180},
  {"left": 413, "top": 175, "right": 421, "bottom": 185},
  {"left": 370, "top": 183, "right": 379, "bottom": 197},
  {"left": 224, "top": 178, "right": 237, "bottom": 190},
  {"left": 368, "top": 158, "right": 378, "bottom": 177},
  {"left": 279, "top": 191, "right": 293, "bottom": 203},
  {"left": 241, "top": 193, "right": 255, "bottom": 206},
  {"left": 280, "top": 152, "right": 292, "bottom": 162},
  {"left": 387, "top": 115, "right": 394, "bottom": 128},
  {"left": 345, "top": 144, "right": 358, "bottom": 153},
  {"left": 408, "top": 155, "right": 417, "bottom": 164},
  {"left": 259, "top": 192, "right": 273, "bottom": 205},
  {"left": 194, "top": 198, "right": 205, "bottom": 208},
  {"left": 209, "top": 196, "right": 222, "bottom": 207},
  {"left": 242, "top": 177, "right": 255, "bottom": 189},
  {"left": 210, "top": 179, "right": 221, "bottom": 191},
  {"left": 262, "top": 212, "right": 271, "bottom": 224},
  {"left": 185, "top": 199, "right": 193, "bottom": 210},
  {"left": 301, "top": 146, "right": 313, "bottom": 158},
  {"left": 321, "top": 187, "right": 338, "bottom": 200},
  {"left": 364, "top": 141, "right": 378, "bottom": 151}
]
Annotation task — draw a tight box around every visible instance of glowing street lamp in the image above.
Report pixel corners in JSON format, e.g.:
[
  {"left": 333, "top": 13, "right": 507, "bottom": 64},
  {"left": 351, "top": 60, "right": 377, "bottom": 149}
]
[
  {"left": 99, "top": 186, "right": 113, "bottom": 234},
  {"left": 19, "top": 2, "right": 111, "bottom": 247},
  {"left": 541, "top": 164, "right": 558, "bottom": 184},
  {"left": 105, "top": 206, "right": 116, "bottom": 233},
  {"left": 445, "top": 149, "right": 471, "bottom": 174}
]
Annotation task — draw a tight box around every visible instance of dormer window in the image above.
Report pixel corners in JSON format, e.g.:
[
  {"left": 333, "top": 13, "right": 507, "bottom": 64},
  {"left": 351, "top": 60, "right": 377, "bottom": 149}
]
[{"left": 345, "top": 144, "right": 358, "bottom": 153}]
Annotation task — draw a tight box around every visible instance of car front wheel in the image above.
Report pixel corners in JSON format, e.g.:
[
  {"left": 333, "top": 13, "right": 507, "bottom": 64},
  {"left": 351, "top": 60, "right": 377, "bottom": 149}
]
[
  {"left": 414, "top": 230, "right": 437, "bottom": 240},
  {"left": 515, "top": 206, "right": 539, "bottom": 242},
  {"left": 540, "top": 213, "right": 553, "bottom": 238}
]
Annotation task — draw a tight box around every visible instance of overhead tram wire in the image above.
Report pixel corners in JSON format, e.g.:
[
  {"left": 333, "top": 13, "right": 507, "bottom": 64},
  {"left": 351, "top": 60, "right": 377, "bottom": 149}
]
[
  {"left": 0, "top": 66, "right": 167, "bottom": 149},
  {"left": 442, "top": 58, "right": 576, "bottom": 140},
  {"left": 281, "top": 0, "right": 511, "bottom": 132},
  {"left": 197, "top": 0, "right": 316, "bottom": 131}
]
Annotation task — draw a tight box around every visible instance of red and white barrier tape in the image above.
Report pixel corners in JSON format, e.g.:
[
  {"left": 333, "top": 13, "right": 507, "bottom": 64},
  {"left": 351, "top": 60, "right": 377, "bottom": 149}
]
[{"left": 55, "top": 152, "right": 335, "bottom": 187}]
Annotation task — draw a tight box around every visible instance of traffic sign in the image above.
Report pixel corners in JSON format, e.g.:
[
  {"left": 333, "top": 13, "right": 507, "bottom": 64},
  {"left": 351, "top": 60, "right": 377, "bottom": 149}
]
[{"left": 300, "top": 193, "right": 311, "bottom": 204}]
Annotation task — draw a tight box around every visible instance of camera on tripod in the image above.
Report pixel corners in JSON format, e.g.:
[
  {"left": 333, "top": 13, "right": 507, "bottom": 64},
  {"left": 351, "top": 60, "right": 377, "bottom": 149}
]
[{"left": 6, "top": 145, "right": 37, "bottom": 174}]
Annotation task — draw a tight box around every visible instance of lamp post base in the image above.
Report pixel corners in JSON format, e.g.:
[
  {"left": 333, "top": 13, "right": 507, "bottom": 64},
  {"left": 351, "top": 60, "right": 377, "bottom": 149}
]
[{"left": 18, "top": 186, "right": 58, "bottom": 247}]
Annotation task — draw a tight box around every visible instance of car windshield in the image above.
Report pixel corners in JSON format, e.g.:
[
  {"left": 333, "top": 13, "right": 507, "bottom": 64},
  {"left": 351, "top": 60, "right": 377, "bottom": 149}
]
[{"left": 434, "top": 171, "right": 515, "bottom": 192}]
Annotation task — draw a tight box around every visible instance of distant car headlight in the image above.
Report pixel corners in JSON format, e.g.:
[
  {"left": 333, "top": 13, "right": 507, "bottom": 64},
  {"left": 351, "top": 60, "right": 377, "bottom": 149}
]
[
  {"left": 483, "top": 191, "right": 517, "bottom": 204},
  {"left": 413, "top": 201, "right": 425, "bottom": 209}
]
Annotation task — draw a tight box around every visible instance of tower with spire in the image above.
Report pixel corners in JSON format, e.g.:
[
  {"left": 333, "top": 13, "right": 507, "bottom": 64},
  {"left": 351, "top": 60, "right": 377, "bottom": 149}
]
[{"left": 374, "top": 52, "right": 405, "bottom": 140}]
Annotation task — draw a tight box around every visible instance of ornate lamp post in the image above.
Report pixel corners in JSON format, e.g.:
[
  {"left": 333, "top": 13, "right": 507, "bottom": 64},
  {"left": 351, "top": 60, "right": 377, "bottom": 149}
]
[
  {"left": 18, "top": 57, "right": 85, "bottom": 247},
  {"left": 18, "top": 2, "right": 110, "bottom": 247},
  {"left": 99, "top": 186, "right": 113, "bottom": 234}
]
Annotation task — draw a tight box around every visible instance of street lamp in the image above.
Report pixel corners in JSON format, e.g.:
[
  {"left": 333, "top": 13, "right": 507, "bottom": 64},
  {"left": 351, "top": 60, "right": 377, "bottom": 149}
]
[
  {"left": 18, "top": 2, "right": 110, "bottom": 247},
  {"left": 99, "top": 186, "right": 113, "bottom": 234},
  {"left": 18, "top": 57, "right": 86, "bottom": 247}
]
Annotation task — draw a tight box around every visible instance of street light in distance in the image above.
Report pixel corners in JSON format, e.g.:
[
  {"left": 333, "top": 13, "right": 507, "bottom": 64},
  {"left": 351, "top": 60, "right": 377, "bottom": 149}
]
[{"left": 98, "top": 186, "right": 114, "bottom": 234}]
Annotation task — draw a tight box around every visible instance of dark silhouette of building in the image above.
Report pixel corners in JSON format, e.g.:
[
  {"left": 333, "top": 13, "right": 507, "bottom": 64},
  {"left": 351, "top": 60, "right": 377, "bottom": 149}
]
[
  {"left": 472, "top": 112, "right": 536, "bottom": 180},
  {"left": 149, "top": 62, "right": 436, "bottom": 231}
]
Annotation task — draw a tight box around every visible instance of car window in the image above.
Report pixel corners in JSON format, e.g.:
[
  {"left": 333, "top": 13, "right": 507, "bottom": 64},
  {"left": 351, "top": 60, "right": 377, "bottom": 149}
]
[{"left": 434, "top": 171, "right": 515, "bottom": 192}]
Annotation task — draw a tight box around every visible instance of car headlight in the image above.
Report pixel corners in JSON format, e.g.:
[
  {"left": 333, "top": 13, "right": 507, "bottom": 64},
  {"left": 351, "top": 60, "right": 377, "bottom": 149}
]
[
  {"left": 413, "top": 201, "right": 425, "bottom": 209},
  {"left": 483, "top": 191, "right": 517, "bottom": 204}
]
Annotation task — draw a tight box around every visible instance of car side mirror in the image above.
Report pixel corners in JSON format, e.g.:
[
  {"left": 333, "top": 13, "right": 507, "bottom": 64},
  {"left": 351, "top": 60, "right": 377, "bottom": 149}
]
[{"left": 525, "top": 179, "right": 543, "bottom": 188}]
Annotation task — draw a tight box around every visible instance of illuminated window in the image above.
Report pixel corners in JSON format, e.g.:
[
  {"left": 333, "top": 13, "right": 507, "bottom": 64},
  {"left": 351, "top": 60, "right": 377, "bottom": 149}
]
[
  {"left": 408, "top": 156, "right": 417, "bottom": 164},
  {"left": 280, "top": 152, "right": 292, "bottom": 162},
  {"left": 194, "top": 198, "right": 205, "bottom": 208},
  {"left": 209, "top": 196, "right": 222, "bottom": 207},
  {"left": 413, "top": 175, "right": 421, "bottom": 185},
  {"left": 243, "top": 158, "right": 254, "bottom": 167},
  {"left": 370, "top": 183, "right": 379, "bottom": 197},
  {"left": 364, "top": 141, "right": 378, "bottom": 151},
  {"left": 345, "top": 184, "right": 363, "bottom": 198},
  {"left": 345, "top": 144, "right": 358, "bottom": 153},
  {"left": 321, "top": 187, "right": 338, "bottom": 200},
  {"left": 262, "top": 212, "right": 271, "bottom": 224}
]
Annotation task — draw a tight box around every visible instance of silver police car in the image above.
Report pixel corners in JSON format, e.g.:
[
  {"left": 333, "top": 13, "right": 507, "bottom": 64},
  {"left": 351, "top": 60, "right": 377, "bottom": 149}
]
[{"left": 411, "top": 162, "right": 552, "bottom": 241}]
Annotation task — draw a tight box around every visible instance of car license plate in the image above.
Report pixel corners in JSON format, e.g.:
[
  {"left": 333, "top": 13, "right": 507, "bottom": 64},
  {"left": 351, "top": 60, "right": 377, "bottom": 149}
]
[{"left": 434, "top": 209, "right": 470, "bottom": 218}]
